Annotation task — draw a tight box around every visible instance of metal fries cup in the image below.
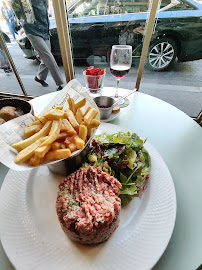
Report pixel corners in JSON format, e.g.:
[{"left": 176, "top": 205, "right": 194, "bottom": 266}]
[{"left": 47, "top": 143, "right": 90, "bottom": 176}]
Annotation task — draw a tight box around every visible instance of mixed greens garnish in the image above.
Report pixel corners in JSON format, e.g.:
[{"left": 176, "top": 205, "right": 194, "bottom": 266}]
[{"left": 82, "top": 131, "right": 151, "bottom": 206}]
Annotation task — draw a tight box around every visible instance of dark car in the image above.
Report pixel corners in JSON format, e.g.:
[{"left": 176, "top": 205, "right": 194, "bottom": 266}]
[{"left": 16, "top": 0, "right": 202, "bottom": 71}]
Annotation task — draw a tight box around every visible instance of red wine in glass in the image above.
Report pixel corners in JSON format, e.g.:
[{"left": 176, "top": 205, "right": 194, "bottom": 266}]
[
  {"left": 110, "top": 65, "right": 130, "bottom": 78},
  {"left": 110, "top": 45, "right": 132, "bottom": 107}
]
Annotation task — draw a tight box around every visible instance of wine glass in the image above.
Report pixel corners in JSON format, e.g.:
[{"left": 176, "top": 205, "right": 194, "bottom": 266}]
[{"left": 110, "top": 45, "right": 132, "bottom": 107}]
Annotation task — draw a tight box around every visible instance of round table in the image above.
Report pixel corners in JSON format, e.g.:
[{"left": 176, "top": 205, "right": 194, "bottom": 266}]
[{"left": 0, "top": 87, "right": 202, "bottom": 270}]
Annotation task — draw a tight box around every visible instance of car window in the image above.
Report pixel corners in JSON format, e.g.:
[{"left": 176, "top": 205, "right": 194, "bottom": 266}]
[
  {"left": 68, "top": 0, "right": 109, "bottom": 17},
  {"left": 106, "top": 0, "right": 149, "bottom": 14},
  {"left": 160, "top": 0, "right": 197, "bottom": 10},
  {"left": 68, "top": 0, "right": 151, "bottom": 17},
  {"left": 169, "top": 1, "right": 197, "bottom": 10}
]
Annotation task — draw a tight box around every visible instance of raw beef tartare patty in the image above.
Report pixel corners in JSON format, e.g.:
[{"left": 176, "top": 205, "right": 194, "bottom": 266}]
[{"left": 56, "top": 166, "right": 122, "bottom": 244}]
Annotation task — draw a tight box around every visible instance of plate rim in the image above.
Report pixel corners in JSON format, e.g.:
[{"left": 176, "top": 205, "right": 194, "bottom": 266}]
[{"left": 0, "top": 123, "right": 177, "bottom": 270}]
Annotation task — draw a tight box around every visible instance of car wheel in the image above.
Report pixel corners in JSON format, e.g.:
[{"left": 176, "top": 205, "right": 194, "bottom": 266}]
[{"left": 146, "top": 37, "right": 177, "bottom": 71}]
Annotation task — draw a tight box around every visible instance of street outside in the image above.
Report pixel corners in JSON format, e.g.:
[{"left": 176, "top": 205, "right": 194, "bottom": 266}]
[{"left": 0, "top": 33, "right": 202, "bottom": 118}]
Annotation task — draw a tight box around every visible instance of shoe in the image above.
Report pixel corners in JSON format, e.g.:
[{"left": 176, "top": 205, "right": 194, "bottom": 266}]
[
  {"left": 3, "top": 67, "right": 12, "bottom": 73},
  {"left": 57, "top": 85, "right": 63, "bottom": 91},
  {"left": 34, "top": 76, "right": 48, "bottom": 87}
]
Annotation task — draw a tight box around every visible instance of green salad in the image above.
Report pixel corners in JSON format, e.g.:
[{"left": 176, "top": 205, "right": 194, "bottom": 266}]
[{"left": 82, "top": 131, "right": 151, "bottom": 206}]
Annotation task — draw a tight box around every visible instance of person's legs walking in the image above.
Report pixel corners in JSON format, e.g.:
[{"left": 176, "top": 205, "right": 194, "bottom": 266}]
[
  {"left": 37, "top": 58, "right": 49, "bottom": 81},
  {"left": 34, "top": 58, "right": 49, "bottom": 86},
  {"left": 44, "top": 38, "right": 64, "bottom": 86},
  {"left": 7, "top": 22, "right": 16, "bottom": 40},
  {"left": 26, "top": 33, "right": 64, "bottom": 87},
  {"left": 11, "top": 22, "right": 16, "bottom": 39}
]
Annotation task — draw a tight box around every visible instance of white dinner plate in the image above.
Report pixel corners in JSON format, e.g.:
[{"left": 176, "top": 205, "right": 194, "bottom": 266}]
[{"left": 0, "top": 123, "right": 176, "bottom": 270}]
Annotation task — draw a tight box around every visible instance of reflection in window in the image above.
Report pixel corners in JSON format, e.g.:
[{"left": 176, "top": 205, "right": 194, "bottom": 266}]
[
  {"left": 69, "top": 0, "right": 152, "bottom": 17},
  {"left": 160, "top": 0, "right": 197, "bottom": 10}
]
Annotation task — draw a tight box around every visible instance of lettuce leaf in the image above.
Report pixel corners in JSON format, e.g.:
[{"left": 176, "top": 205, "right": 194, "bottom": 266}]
[{"left": 86, "top": 132, "right": 151, "bottom": 206}]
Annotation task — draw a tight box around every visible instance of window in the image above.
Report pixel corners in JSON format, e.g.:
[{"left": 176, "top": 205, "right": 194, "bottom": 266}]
[
  {"left": 160, "top": 0, "right": 197, "bottom": 10},
  {"left": 0, "top": 0, "right": 201, "bottom": 118}
]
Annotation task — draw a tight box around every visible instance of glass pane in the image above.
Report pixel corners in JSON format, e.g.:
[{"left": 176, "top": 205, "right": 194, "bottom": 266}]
[
  {"left": 68, "top": 0, "right": 151, "bottom": 91},
  {"left": 0, "top": 0, "right": 65, "bottom": 97},
  {"left": 141, "top": 0, "right": 202, "bottom": 117},
  {"left": 68, "top": 0, "right": 202, "bottom": 117}
]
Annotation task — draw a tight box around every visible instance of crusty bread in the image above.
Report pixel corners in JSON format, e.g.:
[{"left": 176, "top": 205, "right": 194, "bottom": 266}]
[
  {"left": 0, "top": 106, "right": 24, "bottom": 122},
  {"left": 0, "top": 117, "right": 6, "bottom": 125},
  {"left": 112, "top": 104, "right": 120, "bottom": 114},
  {"left": 0, "top": 106, "right": 16, "bottom": 121}
]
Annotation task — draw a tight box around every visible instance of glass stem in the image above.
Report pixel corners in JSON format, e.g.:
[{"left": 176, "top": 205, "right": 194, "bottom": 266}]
[{"left": 115, "top": 79, "right": 120, "bottom": 99}]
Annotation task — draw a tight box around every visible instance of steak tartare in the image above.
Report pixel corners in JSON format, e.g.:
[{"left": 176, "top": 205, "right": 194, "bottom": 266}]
[{"left": 56, "top": 166, "right": 122, "bottom": 244}]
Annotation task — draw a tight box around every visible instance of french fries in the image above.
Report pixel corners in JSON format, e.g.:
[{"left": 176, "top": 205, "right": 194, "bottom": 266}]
[
  {"left": 67, "top": 97, "right": 76, "bottom": 115},
  {"left": 57, "top": 132, "right": 69, "bottom": 139},
  {"left": 84, "top": 108, "right": 98, "bottom": 125},
  {"left": 15, "top": 137, "right": 44, "bottom": 164},
  {"left": 79, "top": 125, "right": 87, "bottom": 142},
  {"left": 43, "top": 109, "right": 66, "bottom": 120},
  {"left": 12, "top": 96, "right": 100, "bottom": 165},
  {"left": 38, "top": 116, "right": 47, "bottom": 125},
  {"left": 73, "top": 135, "right": 85, "bottom": 150},
  {"left": 68, "top": 142, "right": 77, "bottom": 152},
  {"left": 41, "top": 119, "right": 62, "bottom": 146},
  {"left": 24, "top": 124, "right": 42, "bottom": 138},
  {"left": 88, "top": 119, "right": 101, "bottom": 128},
  {"left": 61, "top": 119, "right": 77, "bottom": 135},
  {"left": 12, "top": 121, "right": 52, "bottom": 151},
  {"left": 75, "top": 98, "right": 86, "bottom": 111},
  {"left": 51, "top": 141, "right": 61, "bottom": 151},
  {"left": 35, "top": 144, "right": 51, "bottom": 158},
  {"left": 55, "top": 105, "right": 63, "bottom": 110},
  {"left": 29, "top": 154, "right": 43, "bottom": 166},
  {"left": 75, "top": 108, "right": 83, "bottom": 124},
  {"left": 29, "top": 120, "right": 41, "bottom": 126},
  {"left": 45, "top": 149, "right": 71, "bottom": 161},
  {"left": 65, "top": 108, "right": 79, "bottom": 130}
]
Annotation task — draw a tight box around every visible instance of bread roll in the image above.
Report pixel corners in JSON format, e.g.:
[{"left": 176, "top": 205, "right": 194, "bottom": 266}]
[
  {"left": 0, "top": 106, "right": 24, "bottom": 121},
  {"left": 112, "top": 104, "right": 120, "bottom": 114},
  {"left": 0, "top": 117, "right": 6, "bottom": 125}
]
